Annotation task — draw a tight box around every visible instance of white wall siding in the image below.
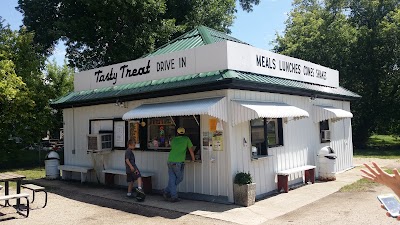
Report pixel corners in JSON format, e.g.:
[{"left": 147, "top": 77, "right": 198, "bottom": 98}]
[
  {"left": 227, "top": 90, "right": 354, "bottom": 196},
  {"left": 62, "top": 91, "right": 230, "bottom": 198},
  {"left": 62, "top": 88, "right": 354, "bottom": 202}
]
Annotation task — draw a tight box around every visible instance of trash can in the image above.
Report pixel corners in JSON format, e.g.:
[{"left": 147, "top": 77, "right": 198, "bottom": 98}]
[
  {"left": 318, "top": 146, "right": 337, "bottom": 181},
  {"left": 45, "top": 151, "right": 60, "bottom": 179}
]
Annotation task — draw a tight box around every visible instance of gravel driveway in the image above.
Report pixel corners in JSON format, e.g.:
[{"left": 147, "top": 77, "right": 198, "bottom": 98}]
[
  {"left": 0, "top": 189, "right": 234, "bottom": 225},
  {"left": 266, "top": 157, "right": 400, "bottom": 225},
  {"left": 2, "top": 157, "right": 400, "bottom": 225}
]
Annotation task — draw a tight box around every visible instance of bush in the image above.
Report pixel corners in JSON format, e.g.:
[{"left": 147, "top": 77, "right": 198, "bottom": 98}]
[{"left": 234, "top": 171, "right": 253, "bottom": 185}]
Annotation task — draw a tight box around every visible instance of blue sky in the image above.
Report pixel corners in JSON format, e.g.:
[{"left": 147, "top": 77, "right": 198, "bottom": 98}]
[{"left": 0, "top": 0, "right": 292, "bottom": 66}]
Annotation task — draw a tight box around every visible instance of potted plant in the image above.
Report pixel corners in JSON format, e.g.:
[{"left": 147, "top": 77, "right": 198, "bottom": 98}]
[{"left": 233, "top": 171, "right": 256, "bottom": 206}]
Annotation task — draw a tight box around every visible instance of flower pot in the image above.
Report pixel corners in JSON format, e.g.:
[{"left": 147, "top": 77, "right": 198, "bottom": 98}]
[{"left": 233, "top": 183, "right": 256, "bottom": 206}]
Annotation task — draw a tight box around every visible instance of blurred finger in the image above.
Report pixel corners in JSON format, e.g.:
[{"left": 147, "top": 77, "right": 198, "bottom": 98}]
[
  {"left": 393, "top": 169, "right": 400, "bottom": 177},
  {"left": 360, "top": 169, "right": 376, "bottom": 181},
  {"left": 363, "top": 163, "right": 379, "bottom": 176},
  {"left": 360, "top": 169, "right": 375, "bottom": 177},
  {"left": 386, "top": 212, "right": 391, "bottom": 217},
  {"left": 372, "top": 162, "right": 386, "bottom": 174},
  {"left": 381, "top": 204, "right": 386, "bottom": 210}
]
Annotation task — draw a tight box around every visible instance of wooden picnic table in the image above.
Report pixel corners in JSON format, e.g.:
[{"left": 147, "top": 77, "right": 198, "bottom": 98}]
[{"left": 0, "top": 172, "right": 26, "bottom": 207}]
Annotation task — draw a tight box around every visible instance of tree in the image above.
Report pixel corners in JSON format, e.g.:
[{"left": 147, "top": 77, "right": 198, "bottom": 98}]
[
  {"left": 0, "top": 18, "right": 49, "bottom": 161},
  {"left": 17, "top": 0, "right": 260, "bottom": 71},
  {"left": 274, "top": 0, "right": 400, "bottom": 147},
  {"left": 45, "top": 59, "right": 74, "bottom": 137}
]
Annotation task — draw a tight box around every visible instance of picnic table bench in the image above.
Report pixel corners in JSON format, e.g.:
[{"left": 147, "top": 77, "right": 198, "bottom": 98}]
[
  {"left": 102, "top": 169, "right": 155, "bottom": 194},
  {"left": 22, "top": 184, "right": 48, "bottom": 208},
  {"left": 0, "top": 193, "right": 30, "bottom": 217},
  {"left": 277, "top": 165, "right": 316, "bottom": 193},
  {"left": 58, "top": 165, "right": 93, "bottom": 183}
]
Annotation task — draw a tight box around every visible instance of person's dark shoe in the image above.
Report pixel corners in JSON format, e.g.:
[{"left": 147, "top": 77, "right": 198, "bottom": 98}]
[
  {"left": 126, "top": 193, "right": 134, "bottom": 198},
  {"left": 169, "top": 197, "right": 180, "bottom": 202},
  {"left": 163, "top": 192, "right": 171, "bottom": 201},
  {"left": 136, "top": 188, "right": 145, "bottom": 196}
]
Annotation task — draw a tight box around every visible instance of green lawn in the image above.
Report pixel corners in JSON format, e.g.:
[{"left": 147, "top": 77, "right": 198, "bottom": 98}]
[
  {"left": 340, "top": 177, "right": 380, "bottom": 192},
  {"left": 340, "top": 169, "right": 393, "bottom": 192},
  {"left": 354, "top": 135, "right": 400, "bottom": 159},
  {"left": 368, "top": 135, "right": 400, "bottom": 146},
  {"left": 0, "top": 167, "right": 45, "bottom": 189}
]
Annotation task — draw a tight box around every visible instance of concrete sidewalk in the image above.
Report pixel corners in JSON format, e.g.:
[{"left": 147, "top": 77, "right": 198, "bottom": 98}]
[{"left": 31, "top": 166, "right": 362, "bottom": 225}]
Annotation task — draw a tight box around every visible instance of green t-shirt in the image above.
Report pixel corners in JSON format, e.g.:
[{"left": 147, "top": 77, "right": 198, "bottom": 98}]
[{"left": 168, "top": 136, "right": 193, "bottom": 162}]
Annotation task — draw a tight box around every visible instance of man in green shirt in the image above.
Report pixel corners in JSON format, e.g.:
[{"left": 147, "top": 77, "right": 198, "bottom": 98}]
[{"left": 163, "top": 127, "right": 195, "bottom": 202}]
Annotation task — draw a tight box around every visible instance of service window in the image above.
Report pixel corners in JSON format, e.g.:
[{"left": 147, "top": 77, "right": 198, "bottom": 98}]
[
  {"left": 143, "top": 116, "right": 201, "bottom": 160},
  {"left": 147, "top": 117, "right": 176, "bottom": 150},
  {"left": 250, "top": 118, "right": 283, "bottom": 157},
  {"left": 319, "top": 120, "right": 331, "bottom": 143}
]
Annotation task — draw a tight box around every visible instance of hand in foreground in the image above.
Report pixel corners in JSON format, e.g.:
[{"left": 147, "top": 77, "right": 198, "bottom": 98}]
[
  {"left": 381, "top": 204, "right": 400, "bottom": 221},
  {"left": 360, "top": 162, "right": 400, "bottom": 188}
]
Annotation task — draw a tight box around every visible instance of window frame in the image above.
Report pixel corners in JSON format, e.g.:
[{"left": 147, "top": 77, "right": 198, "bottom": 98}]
[
  {"left": 139, "top": 115, "right": 201, "bottom": 158},
  {"left": 250, "top": 118, "right": 284, "bottom": 158},
  {"left": 319, "top": 120, "right": 331, "bottom": 143}
]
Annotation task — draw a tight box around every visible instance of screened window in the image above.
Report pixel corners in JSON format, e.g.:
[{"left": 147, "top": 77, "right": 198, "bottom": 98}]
[
  {"left": 250, "top": 118, "right": 283, "bottom": 157},
  {"left": 319, "top": 120, "right": 331, "bottom": 143}
]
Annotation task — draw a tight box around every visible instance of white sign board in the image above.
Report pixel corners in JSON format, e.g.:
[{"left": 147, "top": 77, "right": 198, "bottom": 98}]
[
  {"left": 74, "top": 40, "right": 339, "bottom": 91},
  {"left": 226, "top": 42, "right": 339, "bottom": 87},
  {"left": 74, "top": 41, "right": 228, "bottom": 91},
  {"left": 113, "top": 121, "right": 126, "bottom": 148}
]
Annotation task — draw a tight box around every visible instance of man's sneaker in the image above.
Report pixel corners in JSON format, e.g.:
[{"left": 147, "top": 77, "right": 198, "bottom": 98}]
[
  {"left": 136, "top": 188, "right": 145, "bottom": 196},
  {"left": 126, "top": 193, "right": 133, "bottom": 198},
  {"left": 169, "top": 197, "right": 180, "bottom": 203},
  {"left": 163, "top": 192, "right": 171, "bottom": 201}
]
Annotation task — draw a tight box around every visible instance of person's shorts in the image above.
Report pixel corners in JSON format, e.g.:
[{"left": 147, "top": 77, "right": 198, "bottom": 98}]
[{"left": 126, "top": 168, "right": 142, "bottom": 182}]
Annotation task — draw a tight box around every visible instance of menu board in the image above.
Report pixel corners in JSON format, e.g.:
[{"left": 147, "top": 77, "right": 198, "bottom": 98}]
[{"left": 114, "top": 121, "right": 126, "bottom": 148}]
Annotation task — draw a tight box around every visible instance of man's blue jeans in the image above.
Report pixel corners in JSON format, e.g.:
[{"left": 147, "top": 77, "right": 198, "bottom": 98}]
[{"left": 164, "top": 162, "right": 185, "bottom": 199}]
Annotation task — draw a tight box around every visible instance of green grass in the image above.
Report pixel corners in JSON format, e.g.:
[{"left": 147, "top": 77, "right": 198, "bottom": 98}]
[
  {"left": 368, "top": 135, "right": 400, "bottom": 146},
  {"left": 340, "top": 169, "right": 392, "bottom": 192},
  {"left": 354, "top": 135, "right": 400, "bottom": 159},
  {"left": 354, "top": 148, "right": 400, "bottom": 159},
  {"left": 0, "top": 167, "right": 45, "bottom": 190},
  {"left": 340, "top": 177, "right": 380, "bottom": 192}
]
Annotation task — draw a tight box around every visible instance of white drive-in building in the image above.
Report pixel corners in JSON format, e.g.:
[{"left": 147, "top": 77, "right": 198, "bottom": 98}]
[{"left": 52, "top": 26, "right": 359, "bottom": 203}]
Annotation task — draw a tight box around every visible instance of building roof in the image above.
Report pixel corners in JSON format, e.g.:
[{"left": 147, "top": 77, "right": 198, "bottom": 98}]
[
  {"left": 142, "top": 26, "right": 249, "bottom": 57},
  {"left": 51, "top": 70, "right": 360, "bottom": 108},
  {"left": 51, "top": 26, "right": 360, "bottom": 109}
]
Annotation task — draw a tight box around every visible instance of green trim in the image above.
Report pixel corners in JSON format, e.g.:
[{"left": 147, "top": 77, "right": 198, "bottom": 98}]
[
  {"left": 198, "top": 26, "right": 214, "bottom": 44},
  {"left": 51, "top": 70, "right": 360, "bottom": 109}
]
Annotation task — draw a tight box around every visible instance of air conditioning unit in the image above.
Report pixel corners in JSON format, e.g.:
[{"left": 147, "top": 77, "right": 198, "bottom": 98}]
[
  {"left": 87, "top": 133, "right": 113, "bottom": 152},
  {"left": 321, "top": 130, "right": 331, "bottom": 141}
]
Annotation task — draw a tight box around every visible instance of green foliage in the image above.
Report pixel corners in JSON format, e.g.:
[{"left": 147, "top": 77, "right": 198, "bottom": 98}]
[
  {"left": 0, "top": 19, "right": 71, "bottom": 168},
  {"left": 45, "top": 59, "right": 74, "bottom": 136},
  {"left": 0, "top": 20, "right": 46, "bottom": 151},
  {"left": 354, "top": 135, "right": 400, "bottom": 158},
  {"left": 368, "top": 135, "right": 400, "bottom": 147},
  {"left": 274, "top": 0, "right": 400, "bottom": 147},
  {"left": 0, "top": 149, "right": 48, "bottom": 170},
  {"left": 234, "top": 171, "right": 253, "bottom": 185},
  {"left": 17, "top": 0, "right": 259, "bottom": 70}
]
